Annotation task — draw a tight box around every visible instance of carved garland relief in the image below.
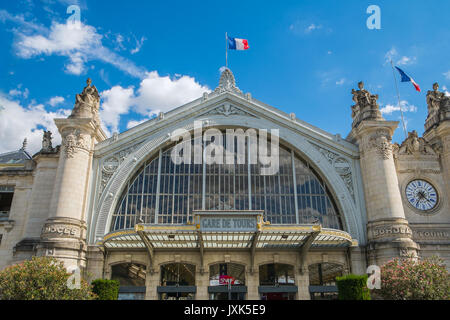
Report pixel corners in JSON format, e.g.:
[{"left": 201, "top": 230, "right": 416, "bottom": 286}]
[
  {"left": 99, "top": 143, "right": 143, "bottom": 197},
  {"left": 62, "top": 129, "right": 90, "bottom": 158},
  {"left": 312, "top": 144, "right": 355, "bottom": 201}
]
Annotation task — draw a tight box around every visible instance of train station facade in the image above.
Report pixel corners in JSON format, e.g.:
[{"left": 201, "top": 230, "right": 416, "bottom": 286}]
[{"left": 0, "top": 69, "right": 449, "bottom": 299}]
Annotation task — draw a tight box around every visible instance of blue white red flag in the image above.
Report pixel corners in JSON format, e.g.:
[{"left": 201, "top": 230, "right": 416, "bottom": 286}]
[
  {"left": 395, "top": 66, "right": 421, "bottom": 92},
  {"left": 227, "top": 36, "right": 249, "bottom": 50}
]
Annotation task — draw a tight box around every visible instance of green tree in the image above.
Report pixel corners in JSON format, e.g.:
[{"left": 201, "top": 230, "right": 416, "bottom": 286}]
[
  {"left": 91, "top": 279, "right": 120, "bottom": 300},
  {"left": 336, "top": 274, "right": 371, "bottom": 300},
  {"left": 378, "top": 256, "right": 449, "bottom": 300},
  {"left": 0, "top": 256, "right": 95, "bottom": 300}
]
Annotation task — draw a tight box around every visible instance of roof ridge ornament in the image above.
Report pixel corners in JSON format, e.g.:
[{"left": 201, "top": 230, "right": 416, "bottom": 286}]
[{"left": 214, "top": 68, "right": 243, "bottom": 95}]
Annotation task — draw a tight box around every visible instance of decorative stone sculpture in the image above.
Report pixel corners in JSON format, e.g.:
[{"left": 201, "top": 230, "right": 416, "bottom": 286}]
[
  {"left": 425, "top": 82, "right": 450, "bottom": 131},
  {"left": 213, "top": 68, "right": 243, "bottom": 95},
  {"left": 395, "top": 130, "right": 436, "bottom": 156},
  {"left": 69, "top": 78, "right": 100, "bottom": 123},
  {"left": 368, "top": 129, "right": 392, "bottom": 160},
  {"left": 351, "top": 81, "right": 383, "bottom": 128},
  {"left": 41, "top": 131, "right": 53, "bottom": 152},
  {"left": 426, "top": 83, "right": 444, "bottom": 117},
  {"left": 62, "top": 129, "right": 90, "bottom": 158}
]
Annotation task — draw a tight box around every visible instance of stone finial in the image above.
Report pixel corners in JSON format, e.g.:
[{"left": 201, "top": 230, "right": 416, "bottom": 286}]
[
  {"left": 214, "top": 68, "right": 243, "bottom": 95},
  {"left": 41, "top": 130, "right": 54, "bottom": 152},
  {"left": 425, "top": 82, "right": 450, "bottom": 131},
  {"left": 69, "top": 78, "right": 101, "bottom": 123},
  {"left": 351, "top": 81, "right": 383, "bottom": 128},
  {"left": 21, "top": 138, "right": 27, "bottom": 150}
]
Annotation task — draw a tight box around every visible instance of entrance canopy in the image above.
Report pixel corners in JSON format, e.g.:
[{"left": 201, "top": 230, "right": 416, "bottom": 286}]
[{"left": 100, "top": 211, "right": 357, "bottom": 250}]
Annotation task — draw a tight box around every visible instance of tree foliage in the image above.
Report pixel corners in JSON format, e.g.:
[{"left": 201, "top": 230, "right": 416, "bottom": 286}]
[
  {"left": 0, "top": 256, "right": 95, "bottom": 300},
  {"left": 378, "top": 256, "right": 450, "bottom": 300}
]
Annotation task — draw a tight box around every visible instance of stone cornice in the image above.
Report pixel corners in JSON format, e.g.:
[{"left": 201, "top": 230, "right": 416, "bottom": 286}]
[{"left": 347, "top": 120, "right": 399, "bottom": 143}]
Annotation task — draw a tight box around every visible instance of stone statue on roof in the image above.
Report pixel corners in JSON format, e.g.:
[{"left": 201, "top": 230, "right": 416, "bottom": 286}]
[
  {"left": 70, "top": 78, "right": 100, "bottom": 123},
  {"left": 351, "top": 81, "right": 383, "bottom": 127}
]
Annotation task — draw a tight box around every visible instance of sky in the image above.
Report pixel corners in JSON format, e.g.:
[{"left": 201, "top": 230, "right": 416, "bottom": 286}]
[{"left": 0, "top": 0, "right": 450, "bottom": 154}]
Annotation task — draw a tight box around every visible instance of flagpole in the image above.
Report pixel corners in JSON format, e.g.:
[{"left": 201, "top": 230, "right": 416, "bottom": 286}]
[
  {"left": 390, "top": 60, "right": 408, "bottom": 139},
  {"left": 225, "top": 32, "right": 228, "bottom": 68}
]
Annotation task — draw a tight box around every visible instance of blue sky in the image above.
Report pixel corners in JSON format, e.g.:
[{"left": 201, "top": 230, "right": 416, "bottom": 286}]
[{"left": 1, "top": 0, "right": 449, "bottom": 153}]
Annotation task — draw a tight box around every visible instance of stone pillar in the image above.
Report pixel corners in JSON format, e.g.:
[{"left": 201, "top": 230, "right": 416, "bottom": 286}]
[
  {"left": 195, "top": 270, "right": 210, "bottom": 300},
  {"left": 38, "top": 79, "right": 106, "bottom": 270},
  {"left": 349, "top": 120, "right": 419, "bottom": 265},
  {"left": 295, "top": 269, "right": 310, "bottom": 300},
  {"left": 24, "top": 153, "right": 59, "bottom": 239},
  {"left": 246, "top": 270, "right": 259, "bottom": 300},
  {"left": 145, "top": 270, "right": 159, "bottom": 300}
]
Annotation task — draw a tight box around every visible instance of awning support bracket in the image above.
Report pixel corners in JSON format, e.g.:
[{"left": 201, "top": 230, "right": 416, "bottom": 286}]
[
  {"left": 137, "top": 229, "right": 155, "bottom": 274},
  {"left": 299, "top": 225, "right": 321, "bottom": 275}
]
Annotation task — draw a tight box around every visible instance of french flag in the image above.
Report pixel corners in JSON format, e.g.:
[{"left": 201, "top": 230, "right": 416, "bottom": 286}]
[
  {"left": 228, "top": 36, "right": 249, "bottom": 50},
  {"left": 395, "top": 66, "right": 421, "bottom": 92}
]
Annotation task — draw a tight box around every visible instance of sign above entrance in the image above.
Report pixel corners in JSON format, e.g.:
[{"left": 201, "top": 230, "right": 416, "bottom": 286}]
[{"left": 193, "top": 211, "right": 264, "bottom": 232}]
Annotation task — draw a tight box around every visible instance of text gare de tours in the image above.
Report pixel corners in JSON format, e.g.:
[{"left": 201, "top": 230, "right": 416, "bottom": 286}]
[
  {"left": 201, "top": 217, "right": 257, "bottom": 231},
  {"left": 170, "top": 124, "right": 280, "bottom": 175}
]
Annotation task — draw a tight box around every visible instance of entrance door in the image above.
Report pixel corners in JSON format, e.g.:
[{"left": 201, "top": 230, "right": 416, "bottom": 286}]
[
  {"left": 159, "top": 263, "right": 196, "bottom": 300},
  {"left": 209, "top": 263, "right": 247, "bottom": 300},
  {"left": 258, "top": 264, "right": 297, "bottom": 300}
]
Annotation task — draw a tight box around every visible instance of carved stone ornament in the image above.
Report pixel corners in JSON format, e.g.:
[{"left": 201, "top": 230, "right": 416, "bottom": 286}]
[
  {"left": 63, "top": 129, "right": 90, "bottom": 158},
  {"left": 41, "top": 130, "right": 55, "bottom": 153},
  {"left": 213, "top": 68, "right": 243, "bottom": 95},
  {"left": 99, "top": 143, "right": 143, "bottom": 196},
  {"left": 394, "top": 130, "right": 437, "bottom": 157},
  {"left": 312, "top": 144, "right": 355, "bottom": 200},
  {"left": 69, "top": 78, "right": 101, "bottom": 124},
  {"left": 425, "top": 82, "right": 450, "bottom": 131},
  {"left": 368, "top": 129, "right": 392, "bottom": 160},
  {"left": 202, "top": 103, "right": 256, "bottom": 118},
  {"left": 351, "top": 81, "right": 384, "bottom": 128}
]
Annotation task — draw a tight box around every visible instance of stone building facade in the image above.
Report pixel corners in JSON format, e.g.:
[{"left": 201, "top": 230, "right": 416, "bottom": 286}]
[{"left": 0, "top": 70, "right": 449, "bottom": 300}]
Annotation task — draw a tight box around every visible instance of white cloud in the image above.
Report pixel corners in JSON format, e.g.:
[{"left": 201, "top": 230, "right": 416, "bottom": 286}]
[
  {"left": 134, "top": 71, "right": 210, "bottom": 115},
  {"left": 100, "top": 85, "right": 135, "bottom": 133},
  {"left": 380, "top": 100, "right": 418, "bottom": 115},
  {"left": 335, "top": 78, "right": 346, "bottom": 86},
  {"left": 0, "top": 94, "right": 70, "bottom": 154},
  {"left": 49, "top": 96, "right": 65, "bottom": 106},
  {"left": 1, "top": 11, "right": 146, "bottom": 78},
  {"left": 100, "top": 71, "right": 210, "bottom": 133},
  {"left": 443, "top": 71, "right": 450, "bottom": 79},
  {"left": 305, "top": 23, "right": 322, "bottom": 33},
  {"left": 397, "top": 56, "right": 416, "bottom": 66},
  {"left": 443, "top": 85, "right": 450, "bottom": 97},
  {"left": 8, "top": 87, "right": 29, "bottom": 99},
  {"left": 384, "top": 47, "right": 416, "bottom": 66},
  {"left": 126, "top": 118, "right": 148, "bottom": 129},
  {"left": 131, "top": 36, "right": 146, "bottom": 54}
]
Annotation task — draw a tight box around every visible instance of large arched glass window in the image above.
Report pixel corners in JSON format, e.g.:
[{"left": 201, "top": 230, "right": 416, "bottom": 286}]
[{"left": 111, "top": 131, "right": 343, "bottom": 231}]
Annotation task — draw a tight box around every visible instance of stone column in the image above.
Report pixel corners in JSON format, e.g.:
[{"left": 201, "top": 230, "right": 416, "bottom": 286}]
[
  {"left": 246, "top": 270, "right": 259, "bottom": 300},
  {"left": 295, "top": 269, "right": 310, "bottom": 300},
  {"left": 349, "top": 120, "right": 419, "bottom": 265},
  {"left": 145, "top": 270, "right": 159, "bottom": 300},
  {"left": 38, "top": 79, "right": 106, "bottom": 270},
  {"left": 195, "top": 270, "right": 210, "bottom": 300}
]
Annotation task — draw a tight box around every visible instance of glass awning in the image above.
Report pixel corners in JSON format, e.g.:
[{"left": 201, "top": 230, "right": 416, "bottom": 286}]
[{"left": 99, "top": 224, "right": 357, "bottom": 250}]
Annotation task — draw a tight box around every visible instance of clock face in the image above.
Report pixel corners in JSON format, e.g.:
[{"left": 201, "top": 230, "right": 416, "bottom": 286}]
[{"left": 405, "top": 180, "right": 438, "bottom": 211}]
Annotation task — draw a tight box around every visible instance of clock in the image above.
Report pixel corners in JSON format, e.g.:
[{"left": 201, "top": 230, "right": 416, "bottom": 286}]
[{"left": 405, "top": 180, "right": 438, "bottom": 212}]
